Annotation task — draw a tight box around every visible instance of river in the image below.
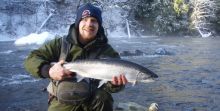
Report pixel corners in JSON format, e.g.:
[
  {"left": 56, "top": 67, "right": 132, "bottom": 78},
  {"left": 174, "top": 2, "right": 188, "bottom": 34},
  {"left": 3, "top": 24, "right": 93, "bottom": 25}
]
[{"left": 0, "top": 36, "right": 219, "bottom": 111}]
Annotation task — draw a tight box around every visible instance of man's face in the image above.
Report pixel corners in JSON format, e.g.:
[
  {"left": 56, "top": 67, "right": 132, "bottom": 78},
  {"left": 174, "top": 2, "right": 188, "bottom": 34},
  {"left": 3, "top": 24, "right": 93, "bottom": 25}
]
[{"left": 79, "top": 16, "right": 99, "bottom": 43}]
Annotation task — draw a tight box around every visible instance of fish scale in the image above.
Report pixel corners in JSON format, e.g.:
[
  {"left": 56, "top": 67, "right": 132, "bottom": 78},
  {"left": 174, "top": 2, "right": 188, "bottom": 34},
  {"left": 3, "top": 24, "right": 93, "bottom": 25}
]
[{"left": 63, "top": 59, "right": 158, "bottom": 87}]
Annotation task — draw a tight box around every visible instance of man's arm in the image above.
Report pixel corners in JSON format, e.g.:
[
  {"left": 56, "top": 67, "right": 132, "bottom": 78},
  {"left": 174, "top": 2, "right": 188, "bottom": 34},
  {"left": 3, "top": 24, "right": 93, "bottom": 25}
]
[{"left": 24, "top": 38, "right": 61, "bottom": 78}]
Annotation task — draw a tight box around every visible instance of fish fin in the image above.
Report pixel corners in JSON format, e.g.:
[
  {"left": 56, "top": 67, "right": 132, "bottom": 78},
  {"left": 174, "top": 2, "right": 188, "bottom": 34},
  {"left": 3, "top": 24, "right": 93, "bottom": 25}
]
[
  {"left": 132, "top": 81, "right": 137, "bottom": 86},
  {"left": 98, "top": 80, "right": 108, "bottom": 88},
  {"left": 76, "top": 75, "right": 84, "bottom": 82}
]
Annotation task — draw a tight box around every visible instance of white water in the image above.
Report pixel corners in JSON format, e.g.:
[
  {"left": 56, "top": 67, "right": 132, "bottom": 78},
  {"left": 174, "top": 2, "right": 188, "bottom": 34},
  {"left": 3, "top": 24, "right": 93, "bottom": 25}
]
[
  {"left": 0, "top": 74, "right": 39, "bottom": 86},
  {"left": 0, "top": 50, "right": 13, "bottom": 54},
  {"left": 14, "top": 32, "right": 54, "bottom": 46}
]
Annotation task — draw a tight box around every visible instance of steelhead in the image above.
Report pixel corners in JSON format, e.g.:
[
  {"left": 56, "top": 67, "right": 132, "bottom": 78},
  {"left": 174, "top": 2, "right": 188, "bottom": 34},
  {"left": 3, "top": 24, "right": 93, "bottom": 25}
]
[{"left": 63, "top": 59, "right": 158, "bottom": 88}]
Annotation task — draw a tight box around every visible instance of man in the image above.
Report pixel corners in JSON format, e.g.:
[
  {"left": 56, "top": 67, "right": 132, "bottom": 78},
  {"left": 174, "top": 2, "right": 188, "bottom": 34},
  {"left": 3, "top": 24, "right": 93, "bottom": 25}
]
[{"left": 24, "top": 3, "right": 127, "bottom": 111}]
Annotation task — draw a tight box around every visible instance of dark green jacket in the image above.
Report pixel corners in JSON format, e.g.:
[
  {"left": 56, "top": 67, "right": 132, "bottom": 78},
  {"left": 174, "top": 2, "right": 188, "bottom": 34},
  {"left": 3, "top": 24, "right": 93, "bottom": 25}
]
[{"left": 24, "top": 23, "right": 124, "bottom": 93}]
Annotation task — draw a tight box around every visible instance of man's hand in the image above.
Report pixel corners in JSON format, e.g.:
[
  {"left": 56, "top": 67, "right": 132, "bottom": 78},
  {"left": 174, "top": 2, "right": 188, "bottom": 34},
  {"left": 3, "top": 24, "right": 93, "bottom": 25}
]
[
  {"left": 49, "top": 60, "right": 74, "bottom": 80},
  {"left": 111, "top": 74, "right": 128, "bottom": 86}
]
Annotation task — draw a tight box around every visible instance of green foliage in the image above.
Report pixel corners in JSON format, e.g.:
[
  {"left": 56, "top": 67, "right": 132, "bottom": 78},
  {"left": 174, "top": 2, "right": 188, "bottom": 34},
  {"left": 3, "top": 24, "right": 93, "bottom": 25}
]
[
  {"left": 173, "top": 0, "right": 189, "bottom": 16},
  {"left": 131, "top": 0, "right": 190, "bottom": 35}
]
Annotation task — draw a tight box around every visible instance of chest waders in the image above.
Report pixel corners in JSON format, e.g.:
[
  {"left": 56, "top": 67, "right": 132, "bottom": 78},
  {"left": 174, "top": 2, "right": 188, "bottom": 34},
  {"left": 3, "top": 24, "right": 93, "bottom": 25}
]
[{"left": 47, "top": 37, "right": 92, "bottom": 105}]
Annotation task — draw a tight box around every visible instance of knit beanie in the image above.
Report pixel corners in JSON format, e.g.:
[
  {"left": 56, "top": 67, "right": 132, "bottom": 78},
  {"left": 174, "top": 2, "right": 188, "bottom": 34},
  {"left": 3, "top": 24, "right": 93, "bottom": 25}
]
[{"left": 75, "top": 3, "right": 102, "bottom": 28}]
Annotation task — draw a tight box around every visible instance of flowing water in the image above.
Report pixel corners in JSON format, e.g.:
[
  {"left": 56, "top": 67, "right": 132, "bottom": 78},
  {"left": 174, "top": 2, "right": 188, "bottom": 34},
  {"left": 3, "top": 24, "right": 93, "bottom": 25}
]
[{"left": 0, "top": 36, "right": 220, "bottom": 111}]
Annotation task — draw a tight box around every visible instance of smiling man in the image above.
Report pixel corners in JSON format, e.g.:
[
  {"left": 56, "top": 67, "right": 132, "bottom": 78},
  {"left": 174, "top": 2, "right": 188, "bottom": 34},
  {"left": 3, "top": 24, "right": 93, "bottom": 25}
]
[
  {"left": 78, "top": 17, "right": 99, "bottom": 44},
  {"left": 24, "top": 3, "right": 127, "bottom": 111}
]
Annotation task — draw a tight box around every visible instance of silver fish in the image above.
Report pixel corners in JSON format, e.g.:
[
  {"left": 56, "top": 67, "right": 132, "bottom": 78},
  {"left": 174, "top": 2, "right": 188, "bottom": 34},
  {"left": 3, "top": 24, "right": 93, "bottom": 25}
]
[{"left": 63, "top": 59, "right": 158, "bottom": 88}]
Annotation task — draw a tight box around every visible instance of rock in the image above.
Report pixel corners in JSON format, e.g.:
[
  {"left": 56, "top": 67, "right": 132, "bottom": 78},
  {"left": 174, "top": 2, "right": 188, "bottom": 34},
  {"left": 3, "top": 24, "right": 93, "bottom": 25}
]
[
  {"left": 120, "top": 50, "right": 145, "bottom": 57},
  {"left": 154, "top": 48, "right": 172, "bottom": 55},
  {"left": 114, "top": 102, "right": 159, "bottom": 111},
  {"left": 148, "top": 103, "right": 159, "bottom": 111},
  {"left": 115, "top": 102, "right": 146, "bottom": 111}
]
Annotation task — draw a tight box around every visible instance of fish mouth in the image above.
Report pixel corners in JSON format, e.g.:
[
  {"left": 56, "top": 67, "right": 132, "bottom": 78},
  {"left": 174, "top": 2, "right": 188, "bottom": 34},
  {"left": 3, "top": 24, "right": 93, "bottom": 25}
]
[
  {"left": 152, "top": 74, "right": 159, "bottom": 78},
  {"left": 147, "top": 72, "right": 158, "bottom": 78},
  {"left": 140, "top": 78, "right": 156, "bottom": 83}
]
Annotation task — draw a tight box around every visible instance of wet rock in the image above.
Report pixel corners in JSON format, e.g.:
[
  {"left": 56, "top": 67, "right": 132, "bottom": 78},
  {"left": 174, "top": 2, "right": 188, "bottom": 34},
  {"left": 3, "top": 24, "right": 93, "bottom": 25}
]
[
  {"left": 148, "top": 103, "right": 159, "bottom": 111},
  {"left": 114, "top": 102, "right": 158, "bottom": 111},
  {"left": 41, "top": 87, "right": 47, "bottom": 92},
  {"left": 154, "top": 48, "right": 172, "bottom": 55},
  {"left": 115, "top": 102, "right": 146, "bottom": 111},
  {"left": 135, "top": 50, "right": 145, "bottom": 55},
  {"left": 120, "top": 50, "right": 145, "bottom": 57},
  {"left": 120, "top": 51, "right": 131, "bottom": 56}
]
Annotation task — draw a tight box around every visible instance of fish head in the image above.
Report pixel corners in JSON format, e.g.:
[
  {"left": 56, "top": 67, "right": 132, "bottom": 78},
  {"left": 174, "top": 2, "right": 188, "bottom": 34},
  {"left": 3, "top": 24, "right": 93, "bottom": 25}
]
[{"left": 137, "top": 72, "right": 156, "bottom": 83}]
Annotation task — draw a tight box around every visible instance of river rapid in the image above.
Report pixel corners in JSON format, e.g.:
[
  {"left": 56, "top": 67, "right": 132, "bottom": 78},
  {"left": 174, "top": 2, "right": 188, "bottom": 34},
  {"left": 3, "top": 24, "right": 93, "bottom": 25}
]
[{"left": 0, "top": 36, "right": 219, "bottom": 111}]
